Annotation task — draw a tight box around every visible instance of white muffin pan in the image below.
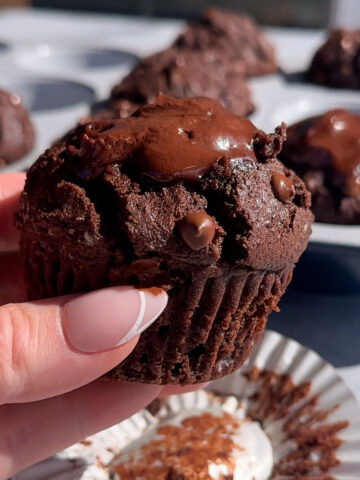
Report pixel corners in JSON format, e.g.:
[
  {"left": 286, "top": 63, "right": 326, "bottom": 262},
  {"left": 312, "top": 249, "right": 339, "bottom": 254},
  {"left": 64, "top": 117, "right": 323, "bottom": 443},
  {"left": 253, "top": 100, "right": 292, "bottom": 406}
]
[
  {"left": 0, "top": 9, "right": 182, "bottom": 47},
  {"left": 0, "top": 76, "right": 96, "bottom": 173},
  {"left": 256, "top": 82, "right": 360, "bottom": 131},
  {"left": 16, "top": 45, "right": 137, "bottom": 72},
  {"left": 0, "top": 11, "right": 359, "bottom": 242},
  {"left": 13, "top": 44, "right": 138, "bottom": 98},
  {"left": 0, "top": 77, "right": 96, "bottom": 112},
  {"left": 0, "top": 41, "right": 9, "bottom": 53}
]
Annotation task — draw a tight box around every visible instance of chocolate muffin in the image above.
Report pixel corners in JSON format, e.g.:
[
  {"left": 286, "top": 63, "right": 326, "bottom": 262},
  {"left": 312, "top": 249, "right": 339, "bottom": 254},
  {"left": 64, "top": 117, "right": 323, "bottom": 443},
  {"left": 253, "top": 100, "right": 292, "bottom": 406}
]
[
  {"left": 17, "top": 95, "right": 313, "bottom": 384},
  {"left": 281, "top": 109, "right": 360, "bottom": 224},
  {"left": 174, "top": 8, "right": 277, "bottom": 77},
  {"left": 108, "top": 8, "right": 271, "bottom": 119},
  {"left": 308, "top": 29, "right": 360, "bottom": 89},
  {"left": 110, "top": 48, "right": 254, "bottom": 119},
  {"left": 0, "top": 88, "right": 35, "bottom": 168}
]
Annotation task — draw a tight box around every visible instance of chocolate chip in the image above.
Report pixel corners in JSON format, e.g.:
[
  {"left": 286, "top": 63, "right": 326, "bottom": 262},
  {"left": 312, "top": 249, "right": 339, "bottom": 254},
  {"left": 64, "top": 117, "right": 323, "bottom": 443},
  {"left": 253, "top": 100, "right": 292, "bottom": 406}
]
[
  {"left": 271, "top": 173, "right": 295, "bottom": 202},
  {"left": 178, "top": 211, "right": 216, "bottom": 250}
]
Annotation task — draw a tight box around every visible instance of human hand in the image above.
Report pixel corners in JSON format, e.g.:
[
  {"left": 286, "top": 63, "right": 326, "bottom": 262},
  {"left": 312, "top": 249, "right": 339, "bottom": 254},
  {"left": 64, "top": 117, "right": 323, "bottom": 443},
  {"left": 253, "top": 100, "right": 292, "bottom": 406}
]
[{"left": 0, "top": 173, "right": 200, "bottom": 478}]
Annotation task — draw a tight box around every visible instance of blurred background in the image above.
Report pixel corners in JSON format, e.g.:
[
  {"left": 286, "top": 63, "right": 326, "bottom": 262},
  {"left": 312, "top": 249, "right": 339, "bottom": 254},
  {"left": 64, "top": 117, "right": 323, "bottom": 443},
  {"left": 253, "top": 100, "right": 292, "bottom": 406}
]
[
  {"left": 26, "top": 0, "right": 332, "bottom": 27},
  {"left": 0, "top": 0, "right": 335, "bottom": 27},
  {"left": 1, "top": 0, "right": 359, "bottom": 28}
]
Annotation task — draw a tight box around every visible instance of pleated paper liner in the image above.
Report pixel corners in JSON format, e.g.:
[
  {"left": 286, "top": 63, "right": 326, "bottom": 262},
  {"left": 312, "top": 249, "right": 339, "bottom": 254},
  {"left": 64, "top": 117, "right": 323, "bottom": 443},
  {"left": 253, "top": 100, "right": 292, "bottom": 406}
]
[
  {"left": 107, "top": 265, "right": 293, "bottom": 384},
  {"left": 13, "top": 330, "right": 360, "bottom": 480},
  {"left": 24, "top": 232, "right": 293, "bottom": 384}
]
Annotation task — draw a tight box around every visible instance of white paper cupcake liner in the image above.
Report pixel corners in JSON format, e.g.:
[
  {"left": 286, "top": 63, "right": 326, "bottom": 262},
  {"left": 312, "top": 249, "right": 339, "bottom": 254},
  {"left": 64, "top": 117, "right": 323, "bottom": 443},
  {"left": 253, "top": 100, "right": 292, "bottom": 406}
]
[{"left": 13, "top": 330, "right": 360, "bottom": 480}]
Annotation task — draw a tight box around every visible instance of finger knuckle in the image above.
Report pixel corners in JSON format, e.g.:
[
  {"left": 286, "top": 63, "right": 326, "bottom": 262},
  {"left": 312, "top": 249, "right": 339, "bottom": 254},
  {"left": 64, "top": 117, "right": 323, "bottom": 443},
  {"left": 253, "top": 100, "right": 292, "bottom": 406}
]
[{"left": 0, "top": 304, "right": 37, "bottom": 402}]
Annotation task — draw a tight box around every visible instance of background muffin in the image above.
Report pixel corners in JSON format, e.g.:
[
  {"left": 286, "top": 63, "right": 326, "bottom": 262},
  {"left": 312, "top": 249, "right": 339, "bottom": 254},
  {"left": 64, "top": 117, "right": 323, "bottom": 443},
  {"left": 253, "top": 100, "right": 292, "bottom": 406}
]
[
  {"left": 108, "top": 7, "right": 276, "bottom": 118},
  {"left": 110, "top": 48, "right": 254, "bottom": 118},
  {"left": 308, "top": 29, "right": 360, "bottom": 89},
  {"left": 0, "top": 88, "right": 35, "bottom": 168},
  {"left": 17, "top": 95, "right": 313, "bottom": 385},
  {"left": 281, "top": 109, "right": 360, "bottom": 224},
  {"left": 174, "top": 8, "right": 277, "bottom": 77}
]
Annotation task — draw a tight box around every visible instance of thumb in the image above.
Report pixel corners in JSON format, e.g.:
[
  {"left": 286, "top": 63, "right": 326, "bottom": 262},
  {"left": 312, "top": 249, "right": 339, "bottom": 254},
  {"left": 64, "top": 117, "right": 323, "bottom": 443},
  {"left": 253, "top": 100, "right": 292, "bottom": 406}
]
[{"left": 0, "top": 286, "right": 167, "bottom": 404}]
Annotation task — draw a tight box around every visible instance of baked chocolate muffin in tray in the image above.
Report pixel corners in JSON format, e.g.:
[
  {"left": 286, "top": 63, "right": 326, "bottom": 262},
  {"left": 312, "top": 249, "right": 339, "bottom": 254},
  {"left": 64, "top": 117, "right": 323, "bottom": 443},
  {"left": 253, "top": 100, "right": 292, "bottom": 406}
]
[
  {"left": 1, "top": 9, "right": 360, "bottom": 367},
  {"left": 0, "top": 77, "right": 97, "bottom": 173},
  {"left": 0, "top": 86, "right": 35, "bottom": 168}
]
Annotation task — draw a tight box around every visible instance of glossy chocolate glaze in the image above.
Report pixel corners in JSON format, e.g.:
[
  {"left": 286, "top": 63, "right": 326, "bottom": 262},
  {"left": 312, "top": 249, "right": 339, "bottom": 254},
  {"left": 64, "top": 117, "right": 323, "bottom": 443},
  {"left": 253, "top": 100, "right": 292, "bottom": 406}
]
[{"left": 69, "top": 94, "right": 258, "bottom": 183}]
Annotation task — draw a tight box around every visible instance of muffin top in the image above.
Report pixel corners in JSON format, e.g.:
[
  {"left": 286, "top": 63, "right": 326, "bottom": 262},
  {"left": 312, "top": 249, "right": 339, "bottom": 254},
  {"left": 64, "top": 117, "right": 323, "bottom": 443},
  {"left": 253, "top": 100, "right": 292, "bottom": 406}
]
[
  {"left": 174, "top": 8, "right": 277, "bottom": 77},
  {"left": 0, "top": 88, "right": 35, "bottom": 167},
  {"left": 283, "top": 109, "right": 360, "bottom": 197},
  {"left": 308, "top": 29, "right": 360, "bottom": 89},
  {"left": 20, "top": 95, "right": 312, "bottom": 273},
  {"left": 281, "top": 109, "right": 360, "bottom": 224},
  {"left": 110, "top": 48, "right": 254, "bottom": 118}
]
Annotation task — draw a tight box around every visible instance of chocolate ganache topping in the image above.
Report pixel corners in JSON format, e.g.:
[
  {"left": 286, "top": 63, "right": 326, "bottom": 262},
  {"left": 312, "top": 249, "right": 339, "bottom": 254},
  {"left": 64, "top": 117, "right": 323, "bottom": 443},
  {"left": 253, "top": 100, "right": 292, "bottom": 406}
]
[
  {"left": 67, "top": 94, "right": 258, "bottom": 183},
  {"left": 286, "top": 109, "right": 360, "bottom": 197}
]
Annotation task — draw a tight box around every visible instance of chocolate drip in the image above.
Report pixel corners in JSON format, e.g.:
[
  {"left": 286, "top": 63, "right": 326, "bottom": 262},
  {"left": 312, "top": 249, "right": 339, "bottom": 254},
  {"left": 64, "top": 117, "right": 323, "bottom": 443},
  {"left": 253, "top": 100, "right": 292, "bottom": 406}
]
[{"left": 68, "top": 94, "right": 258, "bottom": 182}]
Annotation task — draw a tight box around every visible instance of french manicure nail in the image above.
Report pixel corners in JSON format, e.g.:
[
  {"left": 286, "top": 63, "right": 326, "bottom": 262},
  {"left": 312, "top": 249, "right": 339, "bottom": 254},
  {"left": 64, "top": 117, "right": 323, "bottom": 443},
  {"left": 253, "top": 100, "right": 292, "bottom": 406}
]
[{"left": 62, "top": 286, "right": 168, "bottom": 353}]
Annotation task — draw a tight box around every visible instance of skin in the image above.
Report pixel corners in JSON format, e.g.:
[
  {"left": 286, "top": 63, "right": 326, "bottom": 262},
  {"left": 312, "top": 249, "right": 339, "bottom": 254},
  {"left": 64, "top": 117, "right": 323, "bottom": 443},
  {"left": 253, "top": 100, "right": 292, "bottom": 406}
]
[{"left": 0, "top": 173, "right": 205, "bottom": 478}]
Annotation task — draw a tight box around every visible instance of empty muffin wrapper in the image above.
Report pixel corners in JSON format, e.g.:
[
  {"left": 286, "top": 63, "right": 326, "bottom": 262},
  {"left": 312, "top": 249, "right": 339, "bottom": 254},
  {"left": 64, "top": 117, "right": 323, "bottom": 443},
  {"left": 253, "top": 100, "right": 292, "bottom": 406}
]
[{"left": 13, "top": 330, "right": 360, "bottom": 480}]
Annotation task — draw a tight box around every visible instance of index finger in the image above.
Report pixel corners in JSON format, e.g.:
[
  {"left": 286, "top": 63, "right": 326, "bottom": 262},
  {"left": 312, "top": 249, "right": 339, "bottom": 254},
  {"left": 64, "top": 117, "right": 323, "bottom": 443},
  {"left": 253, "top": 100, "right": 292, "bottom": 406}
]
[{"left": 0, "top": 173, "right": 26, "bottom": 253}]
